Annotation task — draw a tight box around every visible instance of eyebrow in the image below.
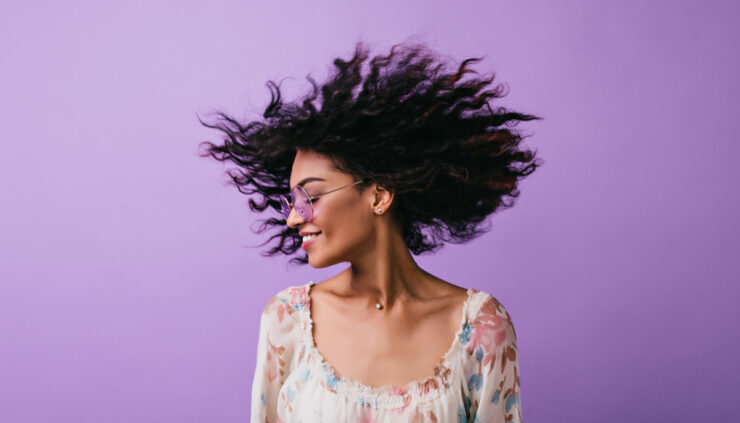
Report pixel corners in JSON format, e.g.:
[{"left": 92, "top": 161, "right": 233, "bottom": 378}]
[{"left": 290, "top": 177, "right": 325, "bottom": 191}]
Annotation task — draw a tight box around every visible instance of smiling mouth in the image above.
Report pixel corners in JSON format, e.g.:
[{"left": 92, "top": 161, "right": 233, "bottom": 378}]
[{"left": 302, "top": 231, "right": 322, "bottom": 243}]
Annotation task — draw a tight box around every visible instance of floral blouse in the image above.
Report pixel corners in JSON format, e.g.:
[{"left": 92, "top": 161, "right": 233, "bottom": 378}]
[{"left": 251, "top": 281, "right": 522, "bottom": 422}]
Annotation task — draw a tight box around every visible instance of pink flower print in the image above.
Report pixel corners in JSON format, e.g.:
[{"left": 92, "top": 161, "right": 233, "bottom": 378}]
[
  {"left": 479, "top": 296, "right": 502, "bottom": 318},
  {"left": 387, "top": 387, "right": 413, "bottom": 414},
  {"left": 401, "top": 392, "right": 413, "bottom": 409},
  {"left": 290, "top": 285, "right": 308, "bottom": 306},
  {"left": 388, "top": 385, "right": 408, "bottom": 397},
  {"left": 466, "top": 300, "right": 508, "bottom": 356},
  {"left": 265, "top": 297, "right": 293, "bottom": 324},
  {"left": 265, "top": 333, "right": 287, "bottom": 383},
  {"left": 266, "top": 355, "right": 278, "bottom": 383},
  {"left": 433, "top": 361, "right": 451, "bottom": 380},
  {"left": 418, "top": 377, "right": 440, "bottom": 395}
]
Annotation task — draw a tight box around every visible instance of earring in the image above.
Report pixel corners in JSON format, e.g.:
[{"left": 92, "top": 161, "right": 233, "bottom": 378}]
[{"left": 376, "top": 208, "right": 382, "bottom": 213}]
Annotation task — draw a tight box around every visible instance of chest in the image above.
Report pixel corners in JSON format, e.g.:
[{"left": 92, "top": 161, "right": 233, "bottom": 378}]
[{"left": 310, "top": 305, "right": 461, "bottom": 388}]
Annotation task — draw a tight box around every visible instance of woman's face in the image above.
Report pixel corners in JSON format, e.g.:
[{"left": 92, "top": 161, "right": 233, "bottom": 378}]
[{"left": 286, "top": 149, "right": 378, "bottom": 268}]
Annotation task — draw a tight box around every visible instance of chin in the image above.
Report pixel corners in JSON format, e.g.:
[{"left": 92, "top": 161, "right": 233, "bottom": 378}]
[
  {"left": 307, "top": 252, "right": 340, "bottom": 269},
  {"left": 308, "top": 257, "right": 331, "bottom": 269}
]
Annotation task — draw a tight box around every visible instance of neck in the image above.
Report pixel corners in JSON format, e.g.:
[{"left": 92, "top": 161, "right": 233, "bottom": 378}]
[{"left": 339, "top": 224, "right": 431, "bottom": 311}]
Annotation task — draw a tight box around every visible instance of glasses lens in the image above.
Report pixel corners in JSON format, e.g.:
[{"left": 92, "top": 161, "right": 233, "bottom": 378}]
[
  {"left": 292, "top": 186, "right": 312, "bottom": 221},
  {"left": 279, "top": 195, "right": 291, "bottom": 219}
]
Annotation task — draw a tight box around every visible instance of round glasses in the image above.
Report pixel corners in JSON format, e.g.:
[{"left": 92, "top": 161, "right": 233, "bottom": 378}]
[{"left": 279, "top": 179, "right": 365, "bottom": 222}]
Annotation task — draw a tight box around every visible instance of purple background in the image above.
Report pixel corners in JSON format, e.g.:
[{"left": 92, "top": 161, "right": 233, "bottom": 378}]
[{"left": 1, "top": 1, "right": 738, "bottom": 422}]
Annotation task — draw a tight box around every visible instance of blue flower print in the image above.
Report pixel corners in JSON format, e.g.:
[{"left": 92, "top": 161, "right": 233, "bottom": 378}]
[
  {"left": 358, "top": 396, "right": 369, "bottom": 407},
  {"left": 459, "top": 321, "right": 471, "bottom": 344},
  {"left": 491, "top": 389, "right": 500, "bottom": 404},
  {"left": 505, "top": 393, "right": 520, "bottom": 413},
  {"left": 357, "top": 395, "right": 379, "bottom": 409},
  {"left": 457, "top": 405, "right": 466, "bottom": 423},
  {"left": 298, "top": 365, "right": 311, "bottom": 382},
  {"left": 468, "top": 374, "right": 482, "bottom": 392},
  {"left": 286, "top": 384, "right": 296, "bottom": 404},
  {"left": 475, "top": 346, "right": 484, "bottom": 362},
  {"left": 292, "top": 303, "right": 305, "bottom": 311},
  {"left": 326, "top": 372, "right": 339, "bottom": 390},
  {"left": 458, "top": 394, "right": 472, "bottom": 422}
]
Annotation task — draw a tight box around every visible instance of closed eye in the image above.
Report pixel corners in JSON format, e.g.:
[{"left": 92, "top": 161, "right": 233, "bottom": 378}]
[{"left": 303, "top": 188, "right": 321, "bottom": 200}]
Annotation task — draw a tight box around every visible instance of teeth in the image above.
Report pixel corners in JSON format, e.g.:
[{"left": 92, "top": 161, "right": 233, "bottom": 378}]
[{"left": 302, "top": 233, "right": 320, "bottom": 242}]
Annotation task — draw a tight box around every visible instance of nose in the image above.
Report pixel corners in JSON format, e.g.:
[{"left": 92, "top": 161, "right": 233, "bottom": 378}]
[{"left": 285, "top": 205, "right": 307, "bottom": 228}]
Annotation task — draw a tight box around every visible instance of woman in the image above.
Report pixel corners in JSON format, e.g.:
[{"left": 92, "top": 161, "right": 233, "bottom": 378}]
[{"left": 200, "top": 41, "right": 541, "bottom": 422}]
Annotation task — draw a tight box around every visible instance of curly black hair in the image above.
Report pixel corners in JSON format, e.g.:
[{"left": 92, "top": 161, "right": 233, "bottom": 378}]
[{"left": 198, "top": 41, "right": 543, "bottom": 265}]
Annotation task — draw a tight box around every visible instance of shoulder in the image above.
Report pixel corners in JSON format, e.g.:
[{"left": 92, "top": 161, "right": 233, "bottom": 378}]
[
  {"left": 471, "top": 289, "right": 516, "bottom": 324},
  {"left": 254, "top": 283, "right": 312, "bottom": 385},
  {"left": 460, "top": 290, "right": 522, "bottom": 416},
  {"left": 463, "top": 289, "right": 519, "bottom": 356},
  {"left": 260, "top": 282, "right": 311, "bottom": 326}
]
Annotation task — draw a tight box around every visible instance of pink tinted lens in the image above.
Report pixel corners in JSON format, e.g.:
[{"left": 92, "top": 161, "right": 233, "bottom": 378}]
[
  {"left": 279, "top": 195, "right": 291, "bottom": 219},
  {"left": 291, "top": 186, "right": 312, "bottom": 221}
]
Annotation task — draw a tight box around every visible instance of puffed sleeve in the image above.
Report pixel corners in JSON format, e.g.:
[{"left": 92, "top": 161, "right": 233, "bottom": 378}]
[
  {"left": 250, "top": 290, "right": 302, "bottom": 422},
  {"left": 461, "top": 295, "right": 522, "bottom": 423}
]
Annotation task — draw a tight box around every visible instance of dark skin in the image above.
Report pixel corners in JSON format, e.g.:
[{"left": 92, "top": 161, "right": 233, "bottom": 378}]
[{"left": 285, "top": 148, "right": 469, "bottom": 388}]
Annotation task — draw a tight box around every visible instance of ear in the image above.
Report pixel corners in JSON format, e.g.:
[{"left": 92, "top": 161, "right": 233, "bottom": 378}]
[{"left": 371, "top": 183, "right": 394, "bottom": 215}]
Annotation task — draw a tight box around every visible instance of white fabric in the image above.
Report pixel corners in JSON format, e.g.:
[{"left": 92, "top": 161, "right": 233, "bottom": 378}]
[{"left": 251, "top": 280, "right": 522, "bottom": 422}]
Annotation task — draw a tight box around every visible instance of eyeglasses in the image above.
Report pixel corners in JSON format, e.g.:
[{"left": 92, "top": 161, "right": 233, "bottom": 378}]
[{"left": 279, "top": 179, "right": 365, "bottom": 222}]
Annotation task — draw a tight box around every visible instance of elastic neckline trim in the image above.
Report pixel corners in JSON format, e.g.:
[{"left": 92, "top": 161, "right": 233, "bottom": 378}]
[{"left": 298, "top": 280, "right": 479, "bottom": 408}]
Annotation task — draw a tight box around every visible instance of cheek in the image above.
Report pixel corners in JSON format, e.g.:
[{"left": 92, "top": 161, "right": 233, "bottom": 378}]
[
  {"left": 311, "top": 195, "right": 353, "bottom": 221},
  {"left": 311, "top": 199, "right": 371, "bottom": 235},
  {"left": 311, "top": 200, "right": 327, "bottom": 221}
]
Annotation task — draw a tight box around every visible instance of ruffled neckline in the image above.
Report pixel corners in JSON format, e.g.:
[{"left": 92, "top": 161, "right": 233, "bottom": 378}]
[{"left": 296, "top": 280, "right": 478, "bottom": 408}]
